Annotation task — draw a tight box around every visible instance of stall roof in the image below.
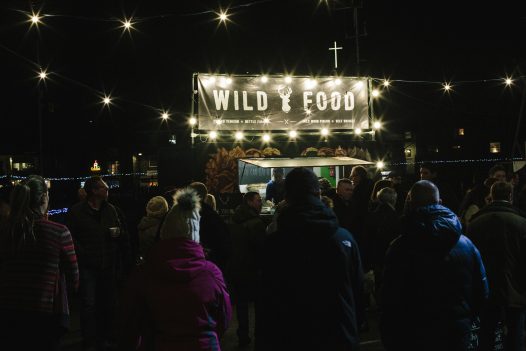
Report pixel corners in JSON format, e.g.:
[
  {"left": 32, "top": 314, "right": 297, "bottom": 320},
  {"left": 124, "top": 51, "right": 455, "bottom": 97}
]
[{"left": 239, "top": 157, "right": 374, "bottom": 168}]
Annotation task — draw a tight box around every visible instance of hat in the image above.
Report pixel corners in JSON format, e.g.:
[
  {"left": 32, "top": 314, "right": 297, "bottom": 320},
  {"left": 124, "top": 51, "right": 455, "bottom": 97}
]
[
  {"left": 146, "top": 196, "right": 169, "bottom": 218},
  {"left": 160, "top": 188, "right": 201, "bottom": 242},
  {"left": 285, "top": 167, "right": 320, "bottom": 201}
]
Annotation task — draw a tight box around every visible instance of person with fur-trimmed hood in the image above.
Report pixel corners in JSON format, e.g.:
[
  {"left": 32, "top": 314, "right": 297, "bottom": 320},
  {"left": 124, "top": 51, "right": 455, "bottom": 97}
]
[
  {"left": 118, "top": 187, "right": 232, "bottom": 351},
  {"left": 381, "top": 180, "right": 488, "bottom": 351}
]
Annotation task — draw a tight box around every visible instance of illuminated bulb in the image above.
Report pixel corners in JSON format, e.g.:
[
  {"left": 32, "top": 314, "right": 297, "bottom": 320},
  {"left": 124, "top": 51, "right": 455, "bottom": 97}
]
[
  {"left": 138, "top": 153, "right": 142, "bottom": 156},
  {"left": 189, "top": 117, "right": 197, "bottom": 126},
  {"left": 505, "top": 77, "right": 513, "bottom": 86},
  {"left": 355, "top": 128, "right": 362, "bottom": 135},
  {"left": 383, "top": 79, "right": 390, "bottom": 87},
  {"left": 121, "top": 18, "right": 134, "bottom": 31},
  {"left": 263, "top": 117, "right": 270, "bottom": 124},
  {"left": 261, "top": 75, "right": 268, "bottom": 83},
  {"left": 321, "top": 128, "right": 329, "bottom": 136},
  {"left": 235, "top": 131, "right": 244, "bottom": 140},
  {"left": 225, "top": 77, "right": 232, "bottom": 85},
  {"left": 208, "top": 77, "right": 216, "bottom": 84},
  {"left": 305, "top": 78, "right": 317, "bottom": 89},
  {"left": 443, "top": 83, "right": 452, "bottom": 91},
  {"left": 262, "top": 134, "right": 271, "bottom": 142},
  {"left": 371, "top": 89, "right": 380, "bottom": 97},
  {"left": 38, "top": 70, "right": 47, "bottom": 80},
  {"left": 305, "top": 109, "right": 312, "bottom": 116},
  {"left": 214, "top": 119, "right": 222, "bottom": 125},
  {"left": 289, "top": 130, "right": 298, "bottom": 138},
  {"left": 354, "top": 81, "right": 364, "bottom": 90},
  {"left": 373, "top": 121, "right": 382, "bottom": 130},
  {"left": 102, "top": 96, "right": 111, "bottom": 105},
  {"left": 161, "top": 112, "right": 169, "bottom": 120},
  {"left": 334, "top": 78, "right": 342, "bottom": 86},
  {"left": 209, "top": 131, "right": 218, "bottom": 140},
  {"left": 285, "top": 76, "right": 292, "bottom": 84},
  {"left": 376, "top": 161, "right": 385, "bottom": 169},
  {"left": 218, "top": 11, "right": 228, "bottom": 22},
  {"left": 29, "top": 12, "right": 41, "bottom": 25}
]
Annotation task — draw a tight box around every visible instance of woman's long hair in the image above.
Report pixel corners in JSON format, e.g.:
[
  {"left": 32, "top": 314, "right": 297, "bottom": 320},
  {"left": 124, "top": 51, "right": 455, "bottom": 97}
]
[{"left": 0, "top": 175, "right": 48, "bottom": 254}]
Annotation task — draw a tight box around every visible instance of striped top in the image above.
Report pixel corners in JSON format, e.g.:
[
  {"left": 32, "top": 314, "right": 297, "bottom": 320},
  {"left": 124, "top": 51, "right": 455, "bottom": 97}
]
[{"left": 0, "top": 218, "right": 79, "bottom": 314}]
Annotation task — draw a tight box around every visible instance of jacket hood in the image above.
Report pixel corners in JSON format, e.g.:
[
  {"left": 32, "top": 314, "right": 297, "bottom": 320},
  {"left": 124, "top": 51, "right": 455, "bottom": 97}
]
[
  {"left": 277, "top": 195, "right": 339, "bottom": 238},
  {"left": 232, "top": 204, "right": 258, "bottom": 224},
  {"left": 147, "top": 238, "right": 207, "bottom": 283},
  {"left": 402, "top": 204, "right": 462, "bottom": 253},
  {"left": 137, "top": 216, "right": 162, "bottom": 231}
]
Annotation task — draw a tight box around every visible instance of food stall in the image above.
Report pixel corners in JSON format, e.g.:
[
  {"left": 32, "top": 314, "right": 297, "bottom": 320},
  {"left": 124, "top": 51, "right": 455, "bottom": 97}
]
[{"left": 192, "top": 73, "right": 379, "bottom": 214}]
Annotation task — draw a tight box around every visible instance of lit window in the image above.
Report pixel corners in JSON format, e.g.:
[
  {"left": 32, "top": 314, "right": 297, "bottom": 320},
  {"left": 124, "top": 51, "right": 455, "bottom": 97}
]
[{"left": 489, "top": 142, "right": 501, "bottom": 154}]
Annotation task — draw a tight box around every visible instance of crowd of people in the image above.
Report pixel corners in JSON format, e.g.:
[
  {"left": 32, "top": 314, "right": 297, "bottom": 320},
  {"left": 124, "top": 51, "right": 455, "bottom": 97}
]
[{"left": 1, "top": 163, "right": 526, "bottom": 351}]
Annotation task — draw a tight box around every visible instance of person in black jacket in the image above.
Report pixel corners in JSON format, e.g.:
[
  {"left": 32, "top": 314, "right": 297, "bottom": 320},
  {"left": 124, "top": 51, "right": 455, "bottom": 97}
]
[
  {"left": 467, "top": 181, "right": 526, "bottom": 351},
  {"left": 227, "top": 191, "right": 266, "bottom": 347},
  {"left": 260, "top": 167, "right": 364, "bottom": 351},
  {"left": 381, "top": 180, "right": 488, "bottom": 351},
  {"left": 189, "top": 182, "right": 231, "bottom": 270}
]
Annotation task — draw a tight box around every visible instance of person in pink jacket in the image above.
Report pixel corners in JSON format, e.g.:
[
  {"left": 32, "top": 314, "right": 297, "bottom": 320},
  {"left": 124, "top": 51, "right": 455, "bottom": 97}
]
[{"left": 118, "top": 187, "right": 232, "bottom": 351}]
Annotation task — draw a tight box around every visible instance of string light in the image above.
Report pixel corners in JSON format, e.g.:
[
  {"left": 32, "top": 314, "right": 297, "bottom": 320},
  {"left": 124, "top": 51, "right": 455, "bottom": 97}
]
[
  {"left": 376, "top": 161, "right": 385, "bottom": 169},
  {"left": 235, "top": 131, "right": 244, "bottom": 140},
  {"left": 38, "top": 69, "right": 48, "bottom": 81},
  {"left": 217, "top": 10, "right": 229, "bottom": 24},
  {"left": 262, "top": 133, "right": 271, "bottom": 142},
  {"left": 189, "top": 117, "right": 197, "bottom": 126},
  {"left": 120, "top": 18, "right": 135, "bottom": 32},
  {"left": 373, "top": 121, "right": 382, "bottom": 130},
  {"left": 355, "top": 128, "right": 362, "bottom": 135},
  {"left": 263, "top": 117, "right": 270, "bottom": 124},
  {"left": 321, "top": 128, "right": 329, "bottom": 136},
  {"left": 383, "top": 79, "right": 390, "bottom": 87},
  {"left": 505, "top": 77, "right": 513, "bottom": 86},
  {"left": 334, "top": 78, "right": 342, "bottom": 86},
  {"left": 209, "top": 131, "right": 218, "bottom": 140},
  {"left": 261, "top": 75, "right": 268, "bottom": 83},
  {"left": 102, "top": 96, "right": 112, "bottom": 105},
  {"left": 443, "top": 82, "right": 452, "bottom": 92},
  {"left": 285, "top": 76, "right": 292, "bottom": 84},
  {"left": 288, "top": 130, "right": 298, "bottom": 138},
  {"left": 354, "top": 81, "right": 364, "bottom": 90},
  {"left": 161, "top": 112, "right": 169, "bottom": 120},
  {"left": 28, "top": 11, "right": 42, "bottom": 27},
  {"left": 371, "top": 89, "right": 380, "bottom": 97}
]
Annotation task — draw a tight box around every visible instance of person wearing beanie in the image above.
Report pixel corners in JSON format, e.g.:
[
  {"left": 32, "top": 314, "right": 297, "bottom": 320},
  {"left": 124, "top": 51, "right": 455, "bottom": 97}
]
[
  {"left": 118, "top": 187, "right": 232, "bottom": 351},
  {"left": 260, "top": 167, "right": 364, "bottom": 350},
  {"left": 137, "top": 195, "right": 169, "bottom": 258}
]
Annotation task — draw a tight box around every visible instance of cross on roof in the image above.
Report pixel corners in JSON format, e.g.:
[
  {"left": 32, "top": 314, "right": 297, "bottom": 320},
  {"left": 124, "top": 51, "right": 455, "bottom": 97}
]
[{"left": 329, "top": 41, "right": 343, "bottom": 69}]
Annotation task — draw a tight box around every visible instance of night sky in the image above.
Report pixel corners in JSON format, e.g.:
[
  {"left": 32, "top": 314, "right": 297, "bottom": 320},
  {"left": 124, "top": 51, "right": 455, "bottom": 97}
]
[{"left": 1, "top": 0, "right": 524, "bottom": 174}]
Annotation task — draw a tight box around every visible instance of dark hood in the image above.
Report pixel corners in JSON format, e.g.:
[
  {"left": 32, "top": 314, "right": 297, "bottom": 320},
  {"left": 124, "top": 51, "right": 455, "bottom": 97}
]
[
  {"left": 232, "top": 204, "right": 259, "bottom": 224},
  {"left": 402, "top": 204, "right": 462, "bottom": 254},
  {"left": 147, "top": 238, "right": 207, "bottom": 283},
  {"left": 277, "top": 195, "right": 339, "bottom": 238},
  {"left": 137, "top": 215, "right": 161, "bottom": 231}
]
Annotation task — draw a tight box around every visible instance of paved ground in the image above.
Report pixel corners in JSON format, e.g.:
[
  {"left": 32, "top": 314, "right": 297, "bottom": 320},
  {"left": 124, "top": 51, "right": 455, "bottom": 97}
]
[{"left": 62, "top": 296, "right": 383, "bottom": 351}]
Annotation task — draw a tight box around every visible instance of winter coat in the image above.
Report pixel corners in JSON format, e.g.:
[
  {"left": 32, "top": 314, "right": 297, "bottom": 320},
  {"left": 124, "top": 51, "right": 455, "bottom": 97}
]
[
  {"left": 119, "top": 238, "right": 232, "bottom": 351},
  {"left": 199, "top": 203, "right": 231, "bottom": 270},
  {"left": 364, "top": 202, "right": 400, "bottom": 272},
  {"left": 467, "top": 201, "right": 526, "bottom": 308},
  {"left": 137, "top": 215, "right": 163, "bottom": 257},
  {"left": 67, "top": 201, "right": 130, "bottom": 271},
  {"left": 226, "top": 204, "right": 266, "bottom": 286},
  {"left": 260, "top": 194, "right": 364, "bottom": 351},
  {"left": 381, "top": 204, "right": 488, "bottom": 351}
]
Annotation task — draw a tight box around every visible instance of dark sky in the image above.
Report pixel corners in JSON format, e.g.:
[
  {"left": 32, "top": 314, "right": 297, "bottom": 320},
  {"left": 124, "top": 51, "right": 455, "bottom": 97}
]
[{"left": 1, "top": 0, "right": 525, "bottom": 163}]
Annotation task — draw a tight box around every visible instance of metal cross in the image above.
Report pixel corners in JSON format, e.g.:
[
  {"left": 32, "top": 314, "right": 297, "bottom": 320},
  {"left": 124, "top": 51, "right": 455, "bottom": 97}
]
[{"left": 329, "top": 41, "right": 343, "bottom": 69}]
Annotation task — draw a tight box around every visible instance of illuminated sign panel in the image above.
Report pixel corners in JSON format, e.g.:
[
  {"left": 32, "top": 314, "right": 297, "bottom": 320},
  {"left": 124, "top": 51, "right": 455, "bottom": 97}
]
[{"left": 196, "top": 74, "right": 370, "bottom": 131}]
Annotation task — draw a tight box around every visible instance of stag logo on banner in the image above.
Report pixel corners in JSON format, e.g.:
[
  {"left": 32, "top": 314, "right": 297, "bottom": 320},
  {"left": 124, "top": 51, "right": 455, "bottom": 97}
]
[{"left": 278, "top": 86, "right": 292, "bottom": 113}]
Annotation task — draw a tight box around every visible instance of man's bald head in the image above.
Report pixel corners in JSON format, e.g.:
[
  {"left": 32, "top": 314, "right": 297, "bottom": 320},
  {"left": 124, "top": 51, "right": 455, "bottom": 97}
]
[{"left": 408, "top": 180, "right": 440, "bottom": 209}]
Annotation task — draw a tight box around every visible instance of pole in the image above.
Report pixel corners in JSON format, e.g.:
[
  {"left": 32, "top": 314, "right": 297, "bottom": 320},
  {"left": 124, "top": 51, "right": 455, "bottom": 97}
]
[
  {"left": 353, "top": 7, "right": 360, "bottom": 76},
  {"left": 38, "top": 84, "right": 44, "bottom": 175}
]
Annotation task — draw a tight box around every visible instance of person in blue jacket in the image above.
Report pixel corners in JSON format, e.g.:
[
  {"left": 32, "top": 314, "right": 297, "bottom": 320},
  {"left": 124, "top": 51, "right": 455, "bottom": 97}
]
[{"left": 380, "top": 180, "right": 488, "bottom": 351}]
